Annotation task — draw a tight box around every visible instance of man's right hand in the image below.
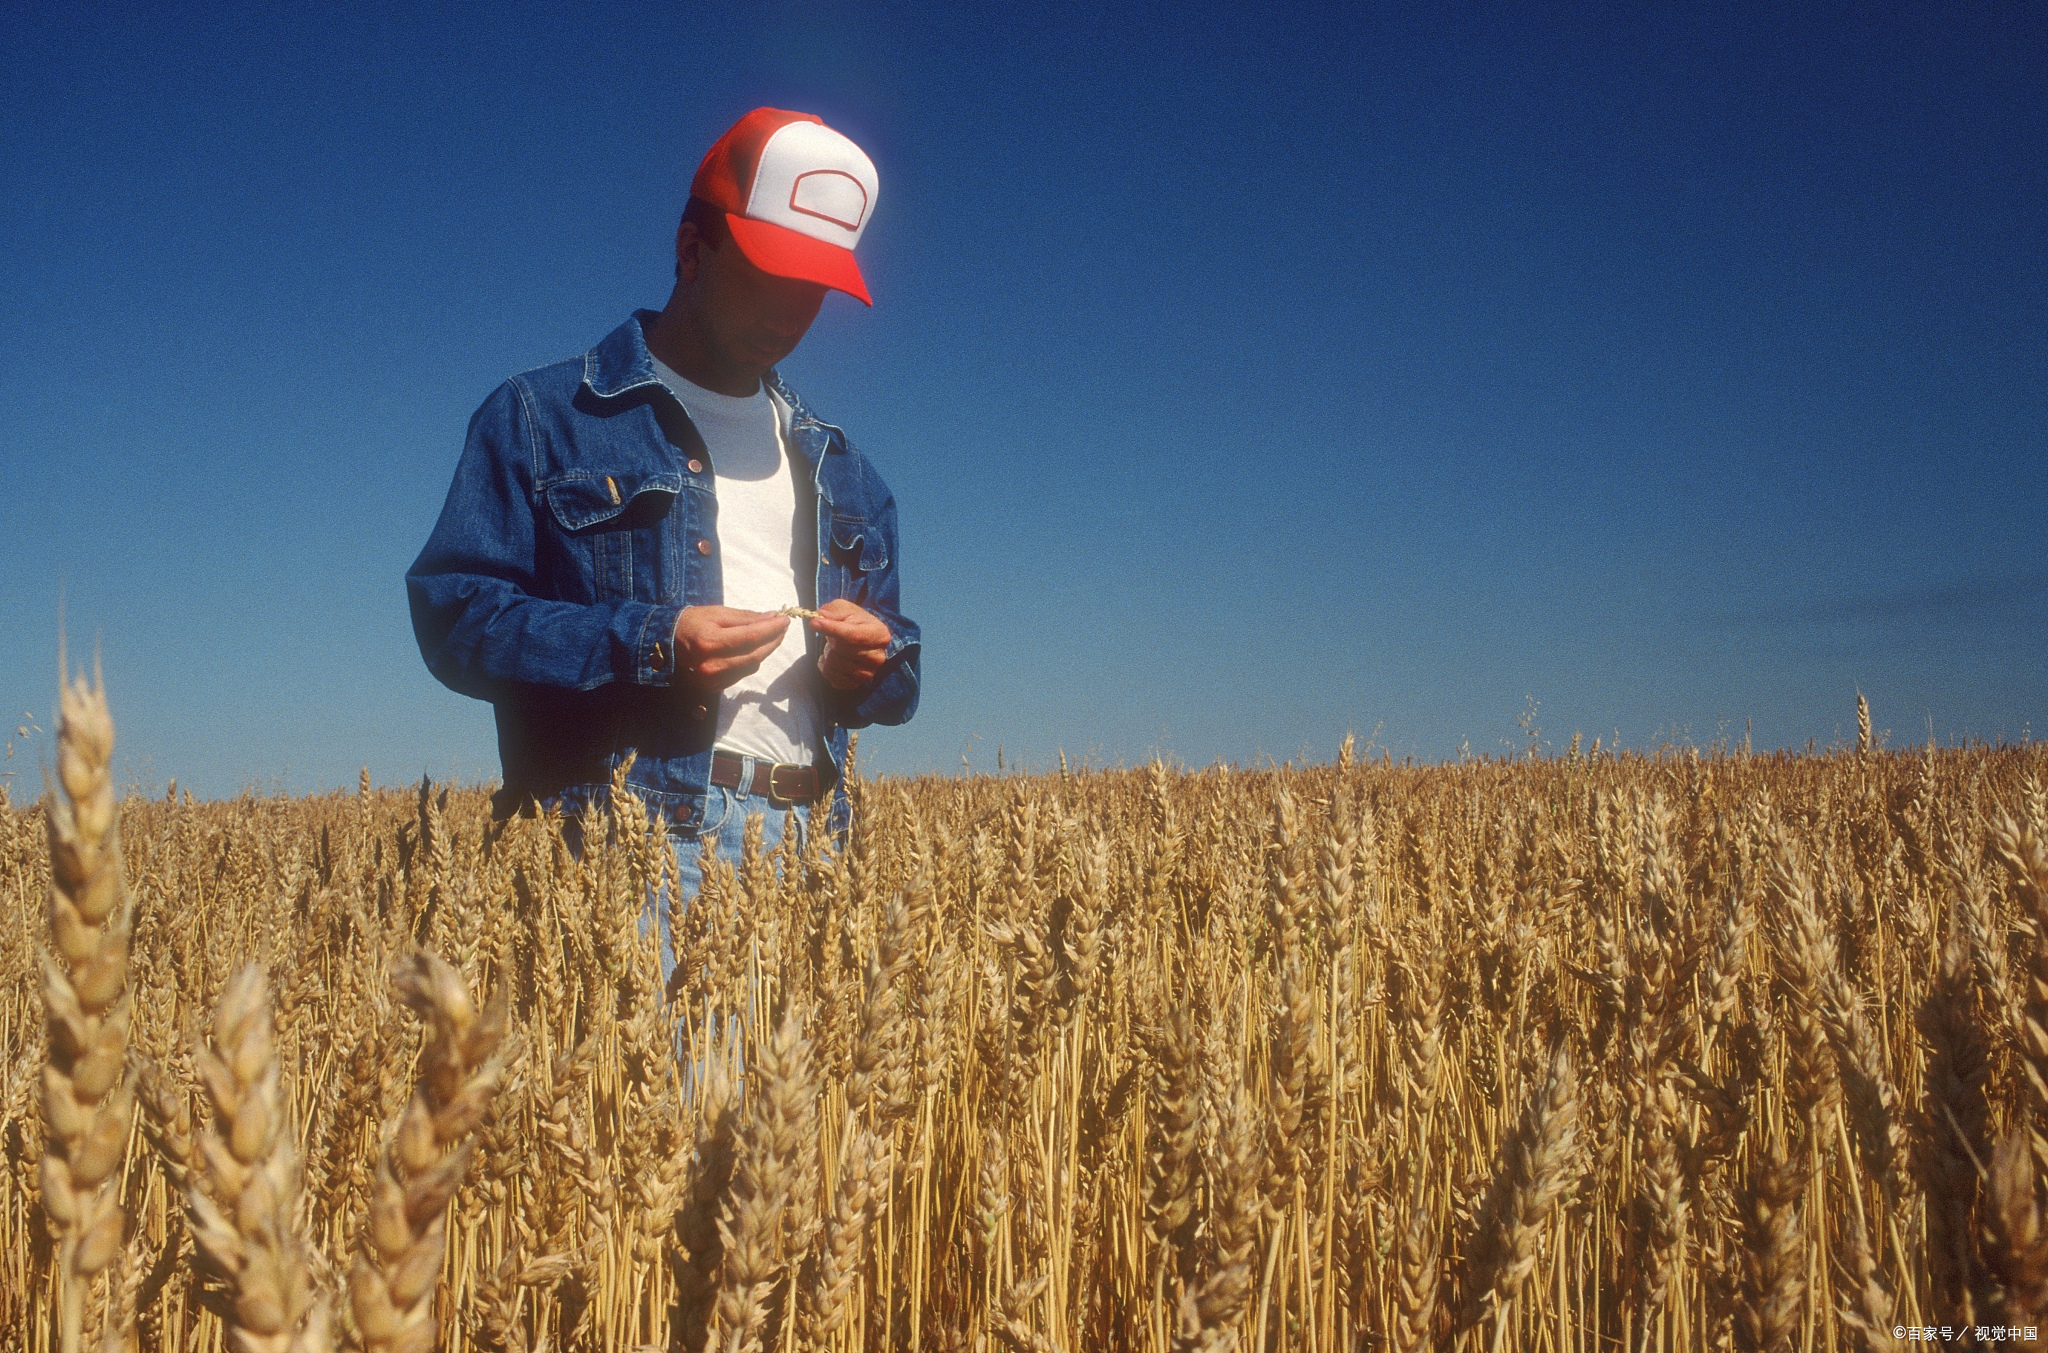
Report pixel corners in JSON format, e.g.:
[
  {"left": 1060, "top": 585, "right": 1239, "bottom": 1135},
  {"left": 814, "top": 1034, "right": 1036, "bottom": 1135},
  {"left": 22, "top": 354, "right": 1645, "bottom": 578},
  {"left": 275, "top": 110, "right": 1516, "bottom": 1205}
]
[{"left": 672, "top": 606, "right": 790, "bottom": 693}]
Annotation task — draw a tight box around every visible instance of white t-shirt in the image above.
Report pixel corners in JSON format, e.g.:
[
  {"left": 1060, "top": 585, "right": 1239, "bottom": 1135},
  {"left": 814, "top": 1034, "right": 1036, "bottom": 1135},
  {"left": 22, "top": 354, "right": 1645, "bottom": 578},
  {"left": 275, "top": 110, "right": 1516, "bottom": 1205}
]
[{"left": 649, "top": 356, "right": 816, "bottom": 767}]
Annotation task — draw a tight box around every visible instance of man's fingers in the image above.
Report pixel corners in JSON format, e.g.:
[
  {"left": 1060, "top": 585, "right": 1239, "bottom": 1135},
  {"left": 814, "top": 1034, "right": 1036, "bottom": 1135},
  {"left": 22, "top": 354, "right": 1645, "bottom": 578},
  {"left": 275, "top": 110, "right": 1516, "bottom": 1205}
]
[
  {"left": 701, "top": 632, "right": 786, "bottom": 674},
  {"left": 680, "top": 622, "right": 792, "bottom": 691},
  {"left": 680, "top": 605, "right": 787, "bottom": 635},
  {"left": 684, "top": 599, "right": 888, "bottom": 692},
  {"left": 817, "top": 644, "right": 886, "bottom": 690},
  {"left": 704, "top": 605, "right": 788, "bottom": 627},
  {"left": 698, "top": 653, "right": 768, "bottom": 685},
  {"left": 819, "top": 646, "right": 888, "bottom": 673},
  {"left": 704, "top": 641, "right": 778, "bottom": 672},
  {"left": 715, "top": 614, "right": 791, "bottom": 646},
  {"left": 809, "top": 603, "right": 873, "bottom": 624},
  {"left": 809, "top": 613, "right": 889, "bottom": 646},
  {"left": 684, "top": 615, "right": 788, "bottom": 659}
]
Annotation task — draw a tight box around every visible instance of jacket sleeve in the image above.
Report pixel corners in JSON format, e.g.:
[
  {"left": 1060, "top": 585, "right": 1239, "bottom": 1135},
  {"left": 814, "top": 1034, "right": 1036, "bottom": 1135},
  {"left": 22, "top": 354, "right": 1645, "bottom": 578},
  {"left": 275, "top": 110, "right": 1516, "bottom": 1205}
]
[
  {"left": 406, "top": 379, "right": 684, "bottom": 701},
  {"left": 828, "top": 480, "right": 921, "bottom": 729}
]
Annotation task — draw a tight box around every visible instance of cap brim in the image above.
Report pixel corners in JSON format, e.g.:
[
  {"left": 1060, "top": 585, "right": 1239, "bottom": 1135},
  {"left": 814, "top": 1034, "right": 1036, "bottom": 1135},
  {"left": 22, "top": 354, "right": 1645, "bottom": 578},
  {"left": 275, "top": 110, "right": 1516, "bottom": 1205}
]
[{"left": 726, "top": 214, "right": 872, "bottom": 306}]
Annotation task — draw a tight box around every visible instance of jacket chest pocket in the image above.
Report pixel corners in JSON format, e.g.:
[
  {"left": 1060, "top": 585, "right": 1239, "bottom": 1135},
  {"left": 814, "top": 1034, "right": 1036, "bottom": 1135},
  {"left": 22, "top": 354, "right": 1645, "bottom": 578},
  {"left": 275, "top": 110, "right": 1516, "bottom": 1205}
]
[
  {"left": 540, "top": 471, "right": 684, "bottom": 602},
  {"left": 826, "top": 516, "right": 888, "bottom": 602}
]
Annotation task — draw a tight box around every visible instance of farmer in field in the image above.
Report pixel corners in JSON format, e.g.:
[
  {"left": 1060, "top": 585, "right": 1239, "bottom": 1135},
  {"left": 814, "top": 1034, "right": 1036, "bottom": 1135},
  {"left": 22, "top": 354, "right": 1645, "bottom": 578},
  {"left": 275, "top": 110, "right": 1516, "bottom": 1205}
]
[{"left": 406, "top": 108, "right": 920, "bottom": 956}]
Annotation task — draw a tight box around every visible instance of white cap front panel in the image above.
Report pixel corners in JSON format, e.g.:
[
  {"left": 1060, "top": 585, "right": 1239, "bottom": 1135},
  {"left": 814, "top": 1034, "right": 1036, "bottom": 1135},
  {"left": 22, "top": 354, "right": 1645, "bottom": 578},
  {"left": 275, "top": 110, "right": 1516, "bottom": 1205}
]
[{"left": 745, "top": 120, "right": 878, "bottom": 249}]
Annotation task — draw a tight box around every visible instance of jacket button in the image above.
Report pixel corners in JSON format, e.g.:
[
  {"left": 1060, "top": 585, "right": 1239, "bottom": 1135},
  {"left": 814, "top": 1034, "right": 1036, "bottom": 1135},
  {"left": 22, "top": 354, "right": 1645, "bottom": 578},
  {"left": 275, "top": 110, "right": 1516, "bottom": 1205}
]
[
  {"left": 695, "top": 539, "right": 712, "bottom": 556},
  {"left": 687, "top": 458, "right": 704, "bottom": 473},
  {"left": 689, "top": 703, "right": 708, "bottom": 720},
  {"left": 652, "top": 642, "right": 665, "bottom": 664}
]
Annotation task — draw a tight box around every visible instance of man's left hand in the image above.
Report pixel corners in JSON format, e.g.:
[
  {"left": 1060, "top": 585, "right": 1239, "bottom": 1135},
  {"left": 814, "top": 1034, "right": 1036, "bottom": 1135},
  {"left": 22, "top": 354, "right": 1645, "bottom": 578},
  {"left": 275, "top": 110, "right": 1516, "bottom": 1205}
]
[{"left": 810, "top": 599, "right": 893, "bottom": 691}]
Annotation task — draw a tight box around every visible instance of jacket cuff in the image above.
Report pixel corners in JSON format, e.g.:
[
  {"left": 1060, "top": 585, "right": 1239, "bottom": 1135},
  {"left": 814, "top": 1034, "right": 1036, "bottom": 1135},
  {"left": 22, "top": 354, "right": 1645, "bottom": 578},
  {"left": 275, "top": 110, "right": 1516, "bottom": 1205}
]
[
  {"left": 633, "top": 603, "right": 687, "bottom": 685},
  {"left": 842, "top": 641, "right": 920, "bottom": 727}
]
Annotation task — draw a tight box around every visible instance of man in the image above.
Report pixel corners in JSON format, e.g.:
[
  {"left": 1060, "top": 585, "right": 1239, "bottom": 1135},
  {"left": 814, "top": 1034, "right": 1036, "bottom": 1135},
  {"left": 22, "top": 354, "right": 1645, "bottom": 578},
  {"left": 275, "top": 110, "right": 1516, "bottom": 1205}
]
[{"left": 406, "top": 107, "right": 919, "bottom": 965}]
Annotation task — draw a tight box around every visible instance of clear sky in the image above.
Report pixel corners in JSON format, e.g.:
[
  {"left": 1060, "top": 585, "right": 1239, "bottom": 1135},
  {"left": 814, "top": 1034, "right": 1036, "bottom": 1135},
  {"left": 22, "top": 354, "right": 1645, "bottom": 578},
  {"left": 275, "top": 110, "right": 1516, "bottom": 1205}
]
[{"left": 3, "top": 0, "right": 2042, "bottom": 797}]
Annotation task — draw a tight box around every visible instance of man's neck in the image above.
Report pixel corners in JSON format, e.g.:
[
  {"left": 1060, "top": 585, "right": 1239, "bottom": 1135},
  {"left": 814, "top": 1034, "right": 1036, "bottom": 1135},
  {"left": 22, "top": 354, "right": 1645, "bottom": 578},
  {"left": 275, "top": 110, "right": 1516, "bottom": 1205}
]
[{"left": 644, "top": 293, "right": 765, "bottom": 398}]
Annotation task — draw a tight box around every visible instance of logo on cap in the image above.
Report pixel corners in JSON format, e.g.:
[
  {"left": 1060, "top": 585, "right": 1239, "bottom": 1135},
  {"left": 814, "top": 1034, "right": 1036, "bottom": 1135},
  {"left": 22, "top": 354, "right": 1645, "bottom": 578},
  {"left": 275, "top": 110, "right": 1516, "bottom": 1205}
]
[{"left": 790, "top": 170, "right": 868, "bottom": 231}]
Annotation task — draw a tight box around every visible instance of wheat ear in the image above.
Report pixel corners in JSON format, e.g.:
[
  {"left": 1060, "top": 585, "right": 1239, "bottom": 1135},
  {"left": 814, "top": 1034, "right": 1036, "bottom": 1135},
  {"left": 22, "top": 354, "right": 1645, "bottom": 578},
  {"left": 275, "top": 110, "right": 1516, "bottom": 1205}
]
[
  {"left": 708, "top": 1003, "right": 819, "bottom": 1353},
  {"left": 1987, "top": 807, "right": 2048, "bottom": 1324},
  {"left": 187, "top": 963, "right": 333, "bottom": 1352},
  {"left": 348, "top": 952, "right": 512, "bottom": 1353},
  {"left": 1991, "top": 809, "right": 2048, "bottom": 1120},
  {"left": 800, "top": 1120, "right": 891, "bottom": 1341},
  {"left": 673, "top": 1044, "right": 741, "bottom": 1351},
  {"left": 1918, "top": 911, "right": 1990, "bottom": 1325},
  {"left": 1767, "top": 826, "right": 1905, "bottom": 1204},
  {"left": 1456, "top": 1041, "right": 1581, "bottom": 1337},
  {"left": 1392, "top": 1169, "right": 1442, "bottom": 1353},
  {"left": 1144, "top": 1003, "right": 1202, "bottom": 1290},
  {"left": 40, "top": 665, "right": 137, "bottom": 1353},
  {"left": 1833, "top": 1192, "right": 1895, "bottom": 1352},
  {"left": 1987, "top": 1128, "right": 2048, "bottom": 1327},
  {"left": 1735, "top": 1133, "right": 1806, "bottom": 1353},
  {"left": 1171, "top": 1259, "right": 1254, "bottom": 1353}
]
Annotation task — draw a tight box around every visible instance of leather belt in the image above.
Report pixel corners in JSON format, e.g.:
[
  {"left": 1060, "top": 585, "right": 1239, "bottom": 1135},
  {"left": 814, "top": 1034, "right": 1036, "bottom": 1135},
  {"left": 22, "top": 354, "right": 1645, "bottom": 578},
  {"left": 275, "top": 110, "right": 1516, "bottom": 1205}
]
[{"left": 709, "top": 749, "right": 822, "bottom": 805}]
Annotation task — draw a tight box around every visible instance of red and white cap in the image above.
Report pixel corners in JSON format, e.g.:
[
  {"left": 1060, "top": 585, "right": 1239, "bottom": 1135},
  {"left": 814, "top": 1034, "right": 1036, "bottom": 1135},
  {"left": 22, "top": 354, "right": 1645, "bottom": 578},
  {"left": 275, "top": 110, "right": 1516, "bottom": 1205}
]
[{"left": 690, "top": 107, "right": 878, "bottom": 306}]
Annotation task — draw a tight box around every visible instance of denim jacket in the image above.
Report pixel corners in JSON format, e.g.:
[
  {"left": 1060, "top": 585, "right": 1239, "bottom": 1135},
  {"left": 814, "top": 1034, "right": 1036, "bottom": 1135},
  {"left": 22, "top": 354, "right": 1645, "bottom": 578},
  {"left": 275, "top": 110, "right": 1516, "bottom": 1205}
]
[{"left": 406, "top": 309, "right": 920, "bottom": 833}]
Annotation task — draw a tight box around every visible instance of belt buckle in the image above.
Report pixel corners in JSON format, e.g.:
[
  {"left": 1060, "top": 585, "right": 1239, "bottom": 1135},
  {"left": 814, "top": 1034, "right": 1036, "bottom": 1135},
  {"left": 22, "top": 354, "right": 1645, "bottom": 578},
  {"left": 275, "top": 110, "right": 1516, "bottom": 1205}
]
[{"left": 765, "top": 762, "right": 805, "bottom": 807}]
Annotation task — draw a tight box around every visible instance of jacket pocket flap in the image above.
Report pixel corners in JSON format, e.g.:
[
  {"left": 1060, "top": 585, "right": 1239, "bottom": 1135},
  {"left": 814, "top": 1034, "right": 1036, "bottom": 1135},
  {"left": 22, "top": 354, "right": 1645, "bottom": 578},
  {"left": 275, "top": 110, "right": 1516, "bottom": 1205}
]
[
  {"left": 829, "top": 519, "right": 889, "bottom": 571},
  {"left": 542, "top": 471, "right": 684, "bottom": 532}
]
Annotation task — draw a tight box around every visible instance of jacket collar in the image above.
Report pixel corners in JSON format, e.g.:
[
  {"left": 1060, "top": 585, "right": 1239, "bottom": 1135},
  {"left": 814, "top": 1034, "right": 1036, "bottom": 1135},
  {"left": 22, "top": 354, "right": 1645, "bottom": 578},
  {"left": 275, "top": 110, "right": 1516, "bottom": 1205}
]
[
  {"left": 768, "top": 369, "right": 842, "bottom": 483},
  {"left": 583, "top": 309, "right": 841, "bottom": 466},
  {"left": 582, "top": 309, "right": 668, "bottom": 399},
  {"left": 765, "top": 367, "right": 813, "bottom": 423}
]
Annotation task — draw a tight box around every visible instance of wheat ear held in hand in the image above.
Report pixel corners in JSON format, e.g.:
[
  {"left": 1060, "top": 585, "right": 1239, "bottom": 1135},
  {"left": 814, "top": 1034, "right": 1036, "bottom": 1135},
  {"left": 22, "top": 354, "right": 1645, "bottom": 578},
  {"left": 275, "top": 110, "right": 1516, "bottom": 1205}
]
[
  {"left": 41, "top": 663, "right": 137, "bottom": 1353},
  {"left": 349, "top": 952, "right": 513, "bottom": 1353},
  {"left": 188, "top": 963, "right": 333, "bottom": 1352}
]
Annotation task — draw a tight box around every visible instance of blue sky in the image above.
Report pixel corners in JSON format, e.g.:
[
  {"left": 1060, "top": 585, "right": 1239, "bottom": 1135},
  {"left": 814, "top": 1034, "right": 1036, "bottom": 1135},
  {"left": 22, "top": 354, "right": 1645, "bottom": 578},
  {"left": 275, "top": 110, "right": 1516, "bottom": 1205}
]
[{"left": 2, "top": 0, "right": 2042, "bottom": 796}]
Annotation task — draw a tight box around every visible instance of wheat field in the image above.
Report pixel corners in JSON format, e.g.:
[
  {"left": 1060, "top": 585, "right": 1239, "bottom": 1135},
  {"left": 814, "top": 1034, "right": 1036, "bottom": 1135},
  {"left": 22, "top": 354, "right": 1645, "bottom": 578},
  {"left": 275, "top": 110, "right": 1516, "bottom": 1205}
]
[{"left": 4, "top": 675, "right": 2048, "bottom": 1352}]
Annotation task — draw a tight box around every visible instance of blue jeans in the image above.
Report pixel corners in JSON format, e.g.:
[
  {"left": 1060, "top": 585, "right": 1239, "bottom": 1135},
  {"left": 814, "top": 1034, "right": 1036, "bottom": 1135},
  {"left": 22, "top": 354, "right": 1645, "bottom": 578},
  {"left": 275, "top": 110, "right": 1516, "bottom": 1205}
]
[{"left": 655, "top": 757, "right": 824, "bottom": 994}]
